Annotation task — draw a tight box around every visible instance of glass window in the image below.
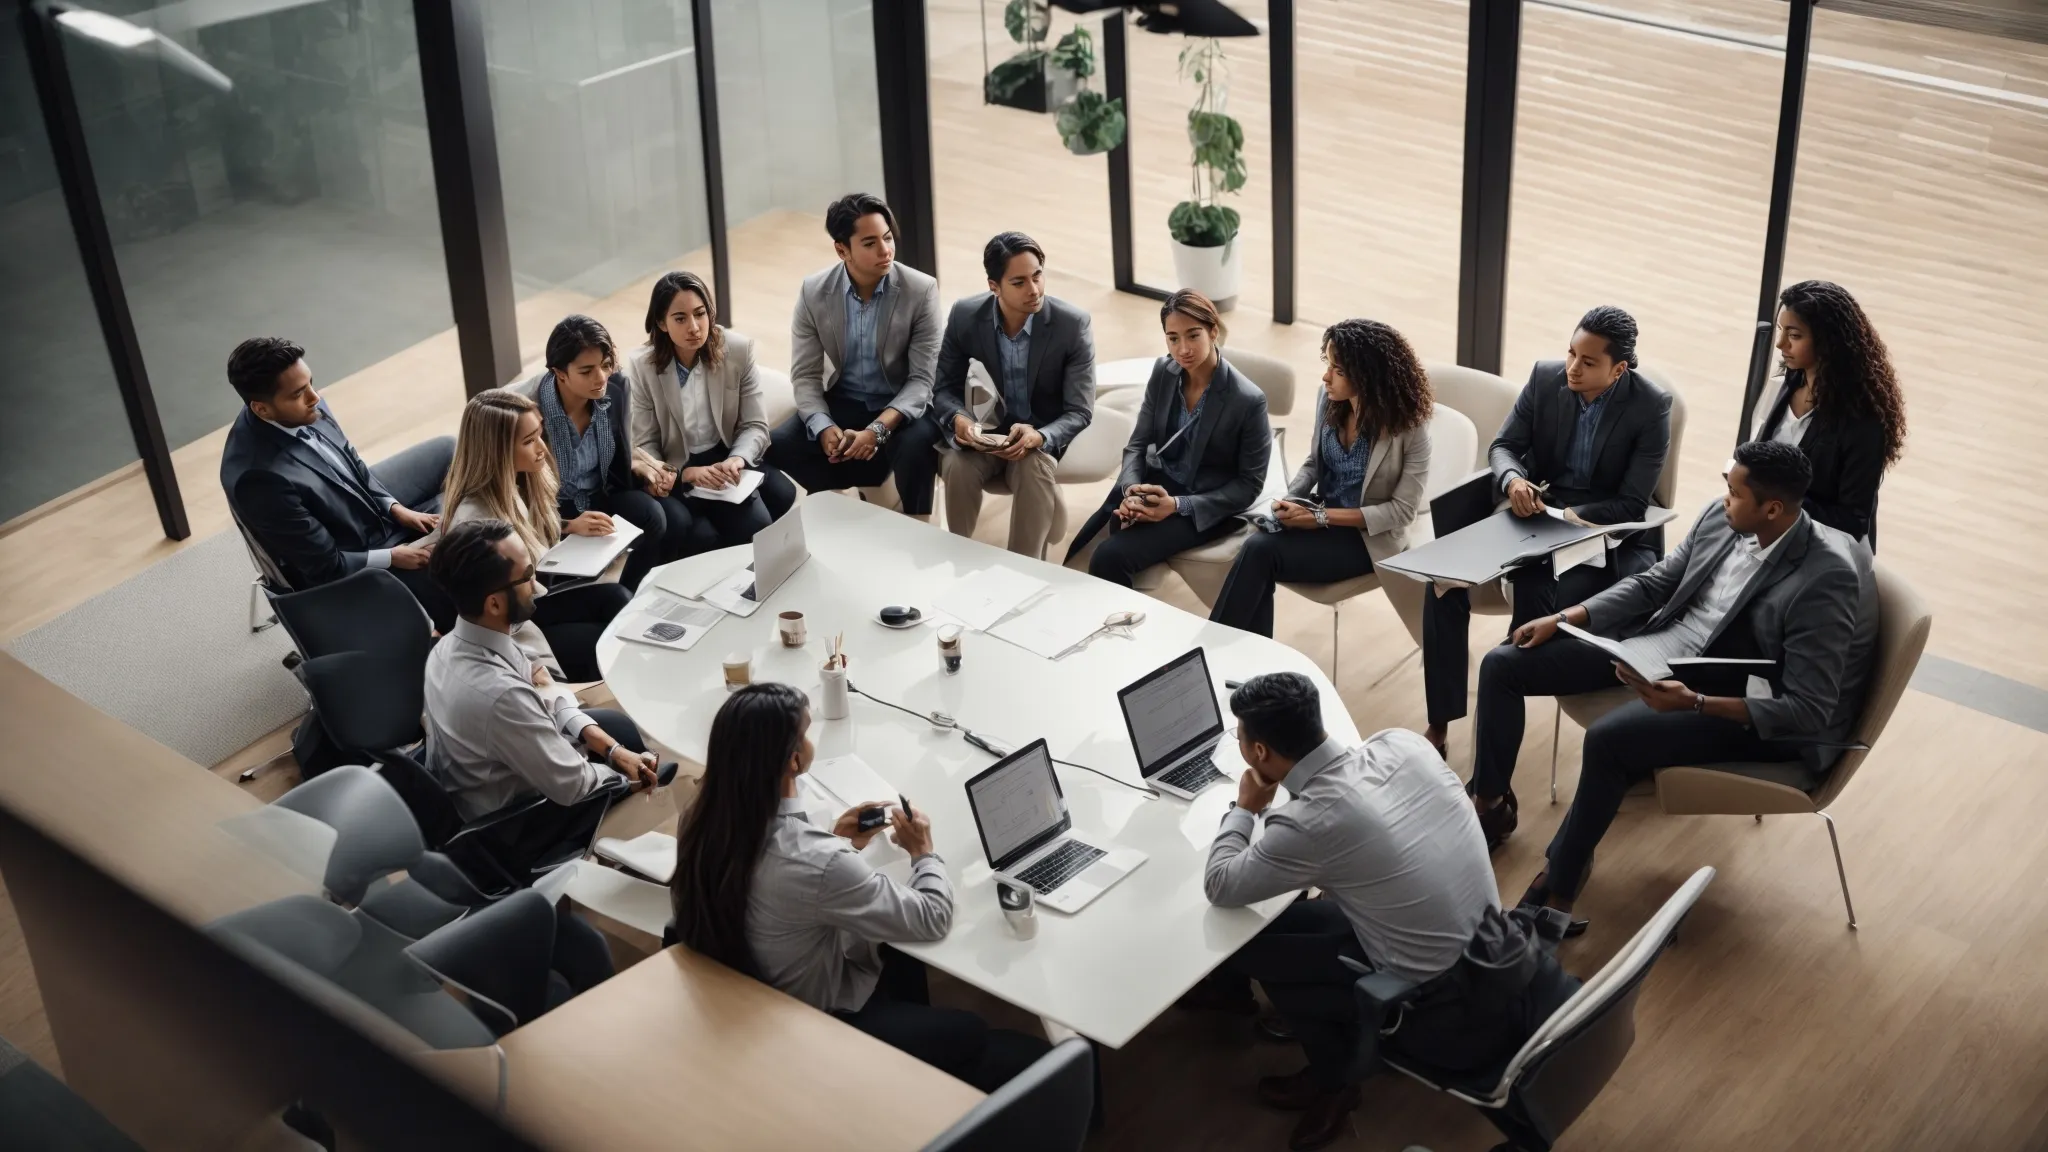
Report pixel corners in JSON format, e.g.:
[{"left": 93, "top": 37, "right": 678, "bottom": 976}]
[
  {"left": 481, "top": 0, "right": 714, "bottom": 359},
  {"left": 60, "top": 0, "right": 455, "bottom": 466},
  {"left": 1503, "top": 0, "right": 1782, "bottom": 509},
  {"left": 0, "top": 14, "right": 134, "bottom": 524}
]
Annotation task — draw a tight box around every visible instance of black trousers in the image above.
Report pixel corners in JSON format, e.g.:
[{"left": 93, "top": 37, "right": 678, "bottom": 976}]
[
  {"left": 837, "top": 948, "right": 1049, "bottom": 1093},
  {"left": 1471, "top": 636, "right": 1801, "bottom": 898},
  {"left": 546, "top": 903, "right": 617, "bottom": 1007},
  {"left": 765, "top": 392, "right": 943, "bottom": 515},
  {"left": 368, "top": 437, "right": 458, "bottom": 631},
  {"left": 530, "top": 582, "right": 632, "bottom": 682},
  {"left": 1421, "top": 541, "right": 1657, "bottom": 727},
  {"left": 1210, "top": 527, "right": 1373, "bottom": 636},
  {"left": 589, "top": 487, "right": 697, "bottom": 591},
  {"left": 679, "top": 446, "right": 799, "bottom": 548},
  {"left": 1080, "top": 488, "right": 1242, "bottom": 589},
  {"left": 469, "top": 707, "right": 647, "bottom": 879}
]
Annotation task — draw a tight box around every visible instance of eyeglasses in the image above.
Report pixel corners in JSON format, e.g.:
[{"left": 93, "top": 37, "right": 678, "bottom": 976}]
[{"left": 489, "top": 563, "right": 537, "bottom": 600}]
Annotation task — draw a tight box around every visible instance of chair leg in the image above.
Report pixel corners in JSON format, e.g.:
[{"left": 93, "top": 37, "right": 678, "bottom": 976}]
[
  {"left": 1548, "top": 702, "right": 1561, "bottom": 804},
  {"left": 1819, "top": 810, "right": 1857, "bottom": 930},
  {"left": 1330, "top": 607, "right": 1340, "bottom": 682},
  {"left": 1365, "top": 645, "right": 1418, "bottom": 692},
  {"left": 249, "top": 579, "right": 278, "bottom": 634}
]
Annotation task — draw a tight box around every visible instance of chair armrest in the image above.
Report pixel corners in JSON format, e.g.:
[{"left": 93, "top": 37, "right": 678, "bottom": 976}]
[
  {"left": 409, "top": 850, "right": 491, "bottom": 907},
  {"left": 447, "top": 793, "right": 558, "bottom": 843},
  {"left": 1340, "top": 959, "right": 1421, "bottom": 1080}
]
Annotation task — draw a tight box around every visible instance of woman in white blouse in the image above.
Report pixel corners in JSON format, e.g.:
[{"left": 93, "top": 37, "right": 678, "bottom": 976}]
[{"left": 626, "top": 271, "right": 797, "bottom": 548}]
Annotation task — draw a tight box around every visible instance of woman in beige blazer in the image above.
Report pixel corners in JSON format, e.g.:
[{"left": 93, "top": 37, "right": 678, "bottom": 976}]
[
  {"left": 1209, "top": 319, "right": 1433, "bottom": 635},
  {"left": 626, "top": 271, "right": 797, "bottom": 548}
]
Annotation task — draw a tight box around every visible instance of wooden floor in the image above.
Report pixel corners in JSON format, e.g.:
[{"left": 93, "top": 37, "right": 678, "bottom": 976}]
[{"left": 6, "top": 2, "right": 2048, "bottom": 1148}]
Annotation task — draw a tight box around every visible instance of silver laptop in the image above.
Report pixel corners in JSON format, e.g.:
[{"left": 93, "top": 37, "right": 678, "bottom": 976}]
[
  {"left": 707, "top": 506, "right": 808, "bottom": 617},
  {"left": 965, "top": 739, "right": 1145, "bottom": 914},
  {"left": 1117, "top": 647, "right": 1242, "bottom": 800}
]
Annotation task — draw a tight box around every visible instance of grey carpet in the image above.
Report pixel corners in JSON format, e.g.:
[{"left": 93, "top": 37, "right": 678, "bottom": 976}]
[{"left": 4, "top": 530, "right": 305, "bottom": 767}]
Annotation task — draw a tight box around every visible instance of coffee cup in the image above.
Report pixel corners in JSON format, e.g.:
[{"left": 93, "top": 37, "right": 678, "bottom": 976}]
[
  {"left": 777, "top": 610, "right": 807, "bottom": 648},
  {"left": 937, "top": 624, "right": 964, "bottom": 676},
  {"left": 722, "top": 653, "right": 751, "bottom": 691}
]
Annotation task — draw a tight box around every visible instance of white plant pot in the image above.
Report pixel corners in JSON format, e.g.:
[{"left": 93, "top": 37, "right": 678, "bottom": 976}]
[{"left": 1169, "top": 236, "right": 1242, "bottom": 312}]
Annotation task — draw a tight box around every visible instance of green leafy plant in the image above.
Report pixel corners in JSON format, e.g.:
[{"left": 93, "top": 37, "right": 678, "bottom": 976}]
[
  {"left": 1169, "top": 38, "right": 1245, "bottom": 248},
  {"left": 986, "top": 49, "right": 1049, "bottom": 102},
  {"left": 1057, "top": 89, "right": 1127, "bottom": 155},
  {"left": 1003, "top": 0, "right": 1050, "bottom": 43},
  {"left": 1050, "top": 25, "right": 1095, "bottom": 80}
]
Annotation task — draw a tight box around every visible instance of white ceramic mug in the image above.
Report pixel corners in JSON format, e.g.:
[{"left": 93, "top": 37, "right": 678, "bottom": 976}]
[{"left": 777, "top": 610, "right": 807, "bottom": 648}]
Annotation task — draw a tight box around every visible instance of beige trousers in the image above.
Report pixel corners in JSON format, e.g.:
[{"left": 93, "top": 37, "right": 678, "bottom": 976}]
[{"left": 940, "top": 448, "right": 1062, "bottom": 558}]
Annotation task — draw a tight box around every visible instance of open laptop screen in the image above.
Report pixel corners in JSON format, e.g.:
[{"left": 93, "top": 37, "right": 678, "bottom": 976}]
[
  {"left": 965, "top": 740, "right": 1068, "bottom": 869},
  {"left": 1118, "top": 648, "right": 1223, "bottom": 774}
]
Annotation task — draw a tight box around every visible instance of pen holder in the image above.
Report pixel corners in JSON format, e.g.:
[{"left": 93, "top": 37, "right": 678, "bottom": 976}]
[{"left": 820, "top": 659, "right": 850, "bottom": 720}]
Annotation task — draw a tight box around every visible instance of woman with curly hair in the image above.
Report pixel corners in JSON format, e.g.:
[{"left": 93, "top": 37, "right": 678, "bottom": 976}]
[
  {"left": 1750, "top": 280, "right": 1906, "bottom": 545},
  {"left": 1210, "top": 320, "right": 1434, "bottom": 635}
]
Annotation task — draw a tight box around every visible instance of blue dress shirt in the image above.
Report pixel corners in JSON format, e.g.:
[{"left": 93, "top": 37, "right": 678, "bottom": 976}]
[{"left": 1561, "top": 388, "right": 1611, "bottom": 489}]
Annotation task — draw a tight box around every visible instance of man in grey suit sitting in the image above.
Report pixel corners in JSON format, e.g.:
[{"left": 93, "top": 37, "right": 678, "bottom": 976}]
[
  {"left": 929, "top": 232, "right": 1095, "bottom": 558},
  {"left": 1474, "top": 440, "right": 1878, "bottom": 926},
  {"left": 766, "top": 193, "right": 945, "bottom": 519}
]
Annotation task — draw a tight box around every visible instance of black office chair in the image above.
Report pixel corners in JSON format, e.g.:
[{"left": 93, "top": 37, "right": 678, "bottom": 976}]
[
  {"left": 269, "top": 568, "right": 434, "bottom": 669},
  {"left": 1348, "top": 867, "right": 1715, "bottom": 1152},
  {"left": 296, "top": 649, "right": 620, "bottom": 898},
  {"left": 919, "top": 1037, "right": 1094, "bottom": 1152}
]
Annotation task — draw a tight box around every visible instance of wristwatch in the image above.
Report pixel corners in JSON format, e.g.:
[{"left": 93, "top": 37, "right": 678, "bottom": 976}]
[
  {"left": 866, "top": 420, "right": 892, "bottom": 447},
  {"left": 1312, "top": 506, "right": 1329, "bottom": 529},
  {"left": 1692, "top": 693, "right": 1707, "bottom": 714}
]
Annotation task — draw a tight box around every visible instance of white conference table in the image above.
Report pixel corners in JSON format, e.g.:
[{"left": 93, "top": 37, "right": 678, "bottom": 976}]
[{"left": 596, "top": 493, "right": 1360, "bottom": 1048}]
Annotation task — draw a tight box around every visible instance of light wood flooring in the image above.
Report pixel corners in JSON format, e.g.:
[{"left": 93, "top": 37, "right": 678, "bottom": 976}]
[{"left": 6, "top": 1, "right": 2048, "bottom": 1147}]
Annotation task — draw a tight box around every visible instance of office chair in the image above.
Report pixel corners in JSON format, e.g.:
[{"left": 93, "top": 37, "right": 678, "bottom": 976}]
[
  {"left": 919, "top": 1037, "right": 1095, "bottom": 1152},
  {"left": 1349, "top": 867, "right": 1715, "bottom": 1152},
  {"left": 230, "top": 506, "right": 287, "bottom": 635},
  {"left": 1552, "top": 560, "right": 1928, "bottom": 928},
  {"left": 297, "top": 649, "right": 620, "bottom": 899},
  {"left": 405, "top": 890, "right": 560, "bottom": 1037}
]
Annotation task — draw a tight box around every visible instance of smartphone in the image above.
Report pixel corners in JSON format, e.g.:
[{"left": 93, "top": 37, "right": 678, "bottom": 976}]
[{"left": 857, "top": 805, "right": 891, "bottom": 832}]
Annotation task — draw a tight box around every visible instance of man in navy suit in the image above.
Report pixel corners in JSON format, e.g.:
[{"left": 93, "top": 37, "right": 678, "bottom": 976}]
[{"left": 219, "top": 337, "right": 456, "bottom": 630}]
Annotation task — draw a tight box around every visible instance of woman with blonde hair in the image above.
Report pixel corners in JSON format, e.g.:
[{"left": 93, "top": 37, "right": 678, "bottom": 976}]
[
  {"left": 1064, "top": 289, "right": 1272, "bottom": 588},
  {"left": 443, "top": 390, "right": 630, "bottom": 682}
]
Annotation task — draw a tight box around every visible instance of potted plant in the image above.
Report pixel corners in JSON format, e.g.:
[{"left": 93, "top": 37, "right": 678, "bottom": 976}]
[
  {"left": 1167, "top": 38, "right": 1246, "bottom": 310},
  {"left": 1051, "top": 26, "right": 1127, "bottom": 155},
  {"left": 984, "top": 0, "right": 1077, "bottom": 113}
]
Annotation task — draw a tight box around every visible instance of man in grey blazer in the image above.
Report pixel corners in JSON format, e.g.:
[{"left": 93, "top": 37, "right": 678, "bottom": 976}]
[
  {"left": 930, "top": 232, "right": 1095, "bottom": 557},
  {"left": 765, "top": 193, "right": 945, "bottom": 518},
  {"left": 1470, "top": 441, "right": 1878, "bottom": 923}
]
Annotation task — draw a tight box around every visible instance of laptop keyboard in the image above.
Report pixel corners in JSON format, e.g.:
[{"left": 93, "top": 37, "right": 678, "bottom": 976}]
[
  {"left": 1158, "top": 751, "right": 1227, "bottom": 793},
  {"left": 1016, "top": 840, "right": 1107, "bottom": 894}
]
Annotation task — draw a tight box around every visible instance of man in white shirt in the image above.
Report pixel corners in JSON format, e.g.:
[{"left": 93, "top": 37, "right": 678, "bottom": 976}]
[
  {"left": 422, "top": 519, "right": 665, "bottom": 869},
  {"left": 1468, "top": 440, "right": 1878, "bottom": 923},
  {"left": 1189, "top": 672, "right": 1506, "bottom": 1151}
]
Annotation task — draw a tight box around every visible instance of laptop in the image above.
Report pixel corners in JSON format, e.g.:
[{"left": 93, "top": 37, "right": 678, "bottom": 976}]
[
  {"left": 701, "top": 506, "right": 808, "bottom": 617},
  {"left": 965, "top": 739, "right": 1146, "bottom": 914},
  {"left": 1117, "top": 647, "right": 1244, "bottom": 800}
]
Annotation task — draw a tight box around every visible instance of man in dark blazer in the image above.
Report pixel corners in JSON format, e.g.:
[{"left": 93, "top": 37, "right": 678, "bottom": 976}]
[
  {"left": 1472, "top": 441, "right": 1878, "bottom": 921},
  {"left": 765, "top": 192, "right": 945, "bottom": 518},
  {"left": 930, "top": 232, "right": 1095, "bottom": 558},
  {"left": 219, "top": 337, "right": 455, "bottom": 630},
  {"left": 1422, "top": 306, "right": 1673, "bottom": 756}
]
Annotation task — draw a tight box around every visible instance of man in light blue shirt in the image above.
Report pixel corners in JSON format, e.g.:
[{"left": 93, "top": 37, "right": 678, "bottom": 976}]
[
  {"left": 766, "top": 193, "right": 945, "bottom": 518},
  {"left": 929, "top": 232, "right": 1097, "bottom": 557}
]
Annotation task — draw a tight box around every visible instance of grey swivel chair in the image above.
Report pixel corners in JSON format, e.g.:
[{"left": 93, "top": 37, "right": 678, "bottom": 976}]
[
  {"left": 919, "top": 1037, "right": 1094, "bottom": 1152},
  {"left": 1353, "top": 867, "right": 1714, "bottom": 1152}
]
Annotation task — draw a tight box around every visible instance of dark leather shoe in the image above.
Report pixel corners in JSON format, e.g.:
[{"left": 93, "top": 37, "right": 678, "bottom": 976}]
[
  {"left": 1176, "top": 978, "right": 1257, "bottom": 1015},
  {"left": 1288, "top": 1083, "right": 1361, "bottom": 1150},
  {"left": 1255, "top": 1012, "right": 1296, "bottom": 1043},
  {"left": 1475, "top": 788, "right": 1518, "bottom": 850},
  {"left": 1257, "top": 1066, "right": 1329, "bottom": 1111},
  {"left": 1516, "top": 873, "right": 1590, "bottom": 937}
]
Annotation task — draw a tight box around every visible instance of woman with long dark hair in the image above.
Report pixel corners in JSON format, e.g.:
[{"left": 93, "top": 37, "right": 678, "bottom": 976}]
[
  {"left": 1064, "top": 289, "right": 1272, "bottom": 587},
  {"left": 1210, "top": 319, "right": 1433, "bottom": 635},
  {"left": 669, "top": 684, "right": 1044, "bottom": 1090},
  {"left": 1750, "top": 279, "right": 1906, "bottom": 545},
  {"left": 625, "top": 271, "right": 797, "bottom": 549}
]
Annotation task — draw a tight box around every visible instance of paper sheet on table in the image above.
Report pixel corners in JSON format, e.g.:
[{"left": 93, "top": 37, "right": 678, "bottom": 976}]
[
  {"left": 699, "top": 564, "right": 763, "bottom": 617},
  {"left": 807, "top": 753, "right": 900, "bottom": 810},
  {"left": 687, "top": 468, "right": 765, "bottom": 504},
  {"left": 933, "top": 567, "right": 1047, "bottom": 632},
  {"left": 538, "top": 515, "right": 644, "bottom": 578},
  {"left": 593, "top": 830, "right": 678, "bottom": 883},
  {"left": 988, "top": 594, "right": 1115, "bottom": 660},
  {"left": 615, "top": 592, "right": 726, "bottom": 652}
]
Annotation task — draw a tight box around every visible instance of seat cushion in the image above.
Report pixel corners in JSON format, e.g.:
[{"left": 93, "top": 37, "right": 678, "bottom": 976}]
[
  {"left": 1557, "top": 687, "right": 1633, "bottom": 727},
  {"left": 1282, "top": 572, "right": 1381, "bottom": 606}
]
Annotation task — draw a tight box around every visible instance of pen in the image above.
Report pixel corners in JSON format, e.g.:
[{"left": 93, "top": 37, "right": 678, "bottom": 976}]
[{"left": 898, "top": 792, "right": 915, "bottom": 821}]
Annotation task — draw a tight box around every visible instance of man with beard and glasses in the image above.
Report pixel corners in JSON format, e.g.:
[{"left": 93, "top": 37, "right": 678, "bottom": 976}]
[{"left": 423, "top": 519, "right": 662, "bottom": 844}]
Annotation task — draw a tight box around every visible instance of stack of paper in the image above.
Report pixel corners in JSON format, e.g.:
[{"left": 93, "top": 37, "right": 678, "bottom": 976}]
[
  {"left": 688, "top": 469, "right": 766, "bottom": 504},
  {"left": 615, "top": 592, "right": 726, "bottom": 652},
  {"left": 538, "top": 515, "right": 644, "bottom": 578},
  {"left": 933, "top": 567, "right": 1046, "bottom": 631},
  {"left": 593, "top": 830, "right": 678, "bottom": 882},
  {"left": 806, "top": 754, "right": 899, "bottom": 810},
  {"left": 989, "top": 594, "right": 1119, "bottom": 660}
]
